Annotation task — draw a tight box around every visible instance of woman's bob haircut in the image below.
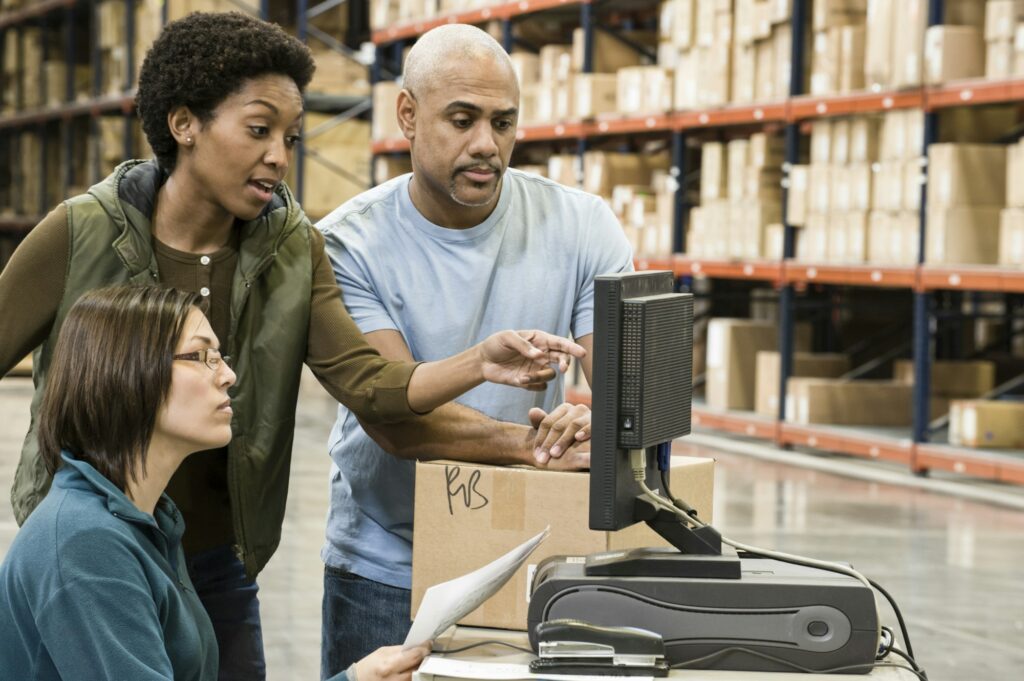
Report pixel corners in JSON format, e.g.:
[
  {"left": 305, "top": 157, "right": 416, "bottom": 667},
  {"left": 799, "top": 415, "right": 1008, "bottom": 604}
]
[{"left": 37, "top": 285, "right": 202, "bottom": 491}]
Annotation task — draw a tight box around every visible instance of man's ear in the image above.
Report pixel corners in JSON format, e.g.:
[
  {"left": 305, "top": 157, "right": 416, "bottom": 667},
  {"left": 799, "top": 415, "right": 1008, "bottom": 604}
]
[{"left": 397, "top": 89, "right": 417, "bottom": 141}]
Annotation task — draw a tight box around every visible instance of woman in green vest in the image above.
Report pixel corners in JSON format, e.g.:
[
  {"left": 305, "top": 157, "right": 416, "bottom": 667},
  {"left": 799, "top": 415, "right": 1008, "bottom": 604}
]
[
  {"left": 0, "top": 12, "right": 582, "bottom": 680},
  {"left": 0, "top": 284, "right": 432, "bottom": 681}
]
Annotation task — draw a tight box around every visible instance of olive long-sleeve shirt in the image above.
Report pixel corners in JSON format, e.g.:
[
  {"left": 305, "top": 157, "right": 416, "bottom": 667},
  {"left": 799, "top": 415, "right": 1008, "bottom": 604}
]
[{"left": 0, "top": 205, "right": 417, "bottom": 553}]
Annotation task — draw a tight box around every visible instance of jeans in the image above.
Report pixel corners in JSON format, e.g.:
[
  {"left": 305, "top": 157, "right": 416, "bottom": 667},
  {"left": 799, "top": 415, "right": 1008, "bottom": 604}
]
[
  {"left": 187, "top": 545, "right": 266, "bottom": 681},
  {"left": 321, "top": 566, "right": 411, "bottom": 680}
]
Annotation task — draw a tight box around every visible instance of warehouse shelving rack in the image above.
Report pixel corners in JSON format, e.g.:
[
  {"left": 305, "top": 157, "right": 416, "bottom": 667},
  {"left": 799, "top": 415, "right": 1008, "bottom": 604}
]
[
  {"left": 369, "top": 0, "right": 1024, "bottom": 486},
  {"left": 0, "top": 0, "right": 370, "bottom": 236}
]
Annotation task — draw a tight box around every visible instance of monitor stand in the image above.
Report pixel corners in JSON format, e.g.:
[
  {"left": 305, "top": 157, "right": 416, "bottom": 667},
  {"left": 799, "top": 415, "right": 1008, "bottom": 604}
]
[{"left": 584, "top": 502, "right": 742, "bottom": 579}]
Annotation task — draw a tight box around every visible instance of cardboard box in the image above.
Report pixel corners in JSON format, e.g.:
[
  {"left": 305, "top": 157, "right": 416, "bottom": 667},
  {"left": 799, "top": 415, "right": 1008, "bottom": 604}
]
[
  {"left": 700, "top": 142, "right": 726, "bottom": 202},
  {"left": 1000, "top": 207, "right": 1024, "bottom": 265},
  {"left": 583, "top": 152, "right": 667, "bottom": 198},
  {"left": 539, "top": 45, "right": 572, "bottom": 83},
  {"left": 374, "top": 155, "right": 413, "bottom": 182},
  {"left": 986, "top": 39, "right": 1014, "bottom": 78},
  {"left": 926, "top": 206, "right": 1003, "bottom": 265},
  {"left": 892, "top": 0, "right": 928, "bottom": 88},
  {"left": 927, "top": 144, "right": 1007, "bottom": 207},
  {"left": 839, "top": 24, "right": 866, "bottom": 91},
  {"left": 706, "top": 319, "right": 812, "bottom": 411},
  {"left": 755, "top": 351, "right": 851, "bottom": 416},
  {"left": 985, "top": 0, "right": 1024, "bottom": 41},
  {"left": 949, "top": 399, "right": 1024, "bottom": 448},
  {"left": 755, "top": 36, "right": 777, "bottom": 101},
  {"left": 573, "top": 74, "right": 618, "bottom": 118},
  {"left": 663, "top": 0, "right": 696, "bottom": 48},
  {"left": 864, "top": 0, "right": 895, "bottom": 88},
  {"left": 510, "top": 52, "right": 540, "bottom": 86},
  {"left": 850, "top": 116, "right": 881, "bottom": 162},
  {"left": 371, "top": 81, "right": 403, "bottom": 140},
  {"left": 787, "top": 164, "right": 810, "bottom": 226},
  {"left": 411, "top": 456, "right": 716, "bottom": 630},
  {"left": 1007, "top": 141, "right": 1024, "bottom": 207},
  {"left": 786, "top": 378, "right": 914, "bottom": 426},
  {"left": 893, "top": 359, "right": 996, "bottom": 397},
  {"left": 844, "top": 210, "right": 870, "bottom": 262},
  {"left": 572, "top": 27, "right": 649, "bottom": 74},
  {"left": 813, "top": 0, "right": 867, "bottom": 31},
  {"left": 749, "top": 132, "right": 785, "bottom": 167},
  {"left": 925, "top": 25, "right": 984, "bottom": 83}
]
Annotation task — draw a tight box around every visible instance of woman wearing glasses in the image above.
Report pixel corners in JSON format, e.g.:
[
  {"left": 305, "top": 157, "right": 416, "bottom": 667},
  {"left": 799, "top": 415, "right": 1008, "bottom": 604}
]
[
  {"left": 0, "top": 12, "right": 582, "bottom": 679},
  {"left": 0, "top": 286, "right": 431, "bottom": 681}
]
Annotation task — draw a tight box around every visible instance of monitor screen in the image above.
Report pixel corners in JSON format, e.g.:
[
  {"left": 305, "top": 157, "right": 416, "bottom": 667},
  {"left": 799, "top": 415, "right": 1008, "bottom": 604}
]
[{"left": 588, "top": 271, "right": 694, "bottom": 532}]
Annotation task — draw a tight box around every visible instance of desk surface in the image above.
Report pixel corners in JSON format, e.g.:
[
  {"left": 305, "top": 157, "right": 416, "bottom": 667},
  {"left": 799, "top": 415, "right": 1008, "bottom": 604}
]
[{"left": 416, "top": 627, "right": 920, "bottom": 681}]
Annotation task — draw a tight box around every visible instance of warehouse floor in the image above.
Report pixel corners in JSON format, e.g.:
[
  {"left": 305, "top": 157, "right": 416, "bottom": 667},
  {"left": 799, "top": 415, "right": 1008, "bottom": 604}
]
[{"left": 2, "top": 371, "right": 1022, "bottom": 681}]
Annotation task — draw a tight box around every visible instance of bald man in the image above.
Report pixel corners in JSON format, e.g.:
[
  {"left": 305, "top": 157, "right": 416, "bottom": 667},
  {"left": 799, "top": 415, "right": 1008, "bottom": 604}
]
[{"left": 316, "top": 25, "right": 633, "bottom": 676}]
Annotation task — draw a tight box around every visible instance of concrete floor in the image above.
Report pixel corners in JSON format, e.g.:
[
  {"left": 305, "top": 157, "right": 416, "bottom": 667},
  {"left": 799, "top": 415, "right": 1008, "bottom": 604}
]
[{"left": 2, "top": 371, "right": 1023, "bottom": 681}]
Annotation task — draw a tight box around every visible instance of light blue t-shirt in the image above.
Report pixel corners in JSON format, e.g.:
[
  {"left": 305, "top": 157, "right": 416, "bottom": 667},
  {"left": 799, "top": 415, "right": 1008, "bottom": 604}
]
[{"left": 316, "top": 169, "right": 633, "bottom": 588}]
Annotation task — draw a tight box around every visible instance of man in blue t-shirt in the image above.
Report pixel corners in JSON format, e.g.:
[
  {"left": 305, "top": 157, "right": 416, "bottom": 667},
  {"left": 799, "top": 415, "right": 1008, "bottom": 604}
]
[{"left": 316, "top": 23, "right": 633, "bottom": 679}]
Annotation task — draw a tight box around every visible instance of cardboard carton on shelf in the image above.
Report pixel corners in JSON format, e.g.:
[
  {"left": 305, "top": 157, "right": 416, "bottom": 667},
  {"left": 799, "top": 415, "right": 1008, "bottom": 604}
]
[
  {"left": 999, "top": 207, "right": 1024, "bottom": 265},
  {"left": 706, "top": 319, "right": 812, "bottom": 412},
  {"left": 411, "top": 456, "right": 715, "bottom": 631},
  {"left": 571, "top": 27, "right": 652, "bottom": 74},
  {"left": 755, "top": 351, "right": 851, "bottom": 417},
  {"left": 572, "top": 74, "right": 618, "bottom": 119},
  {"left": 892, "top": 359, "right": 996, "bottom": 398},
  {"left": 984, "top": 0, "right": 1024, "bottom": 41},
  {"left": 924, "top": 25, "right": 985, "bottom": 83},
  {"left": 985, "top": 39, "right": 1015, "bottom": 78},
  {"left": 785, "top": 378, "right": 914, "bottom": 426},
  {"left": 371, "top": 81, "right": 403, "bottom": 141},
  {"left": 926, "top": 205, "right": 1003, "bottom": 265},
  {"left": 948, "top": 399, "right": 1024, "bottom": 448},
  {"left": 927, "top": 144, "right": 1007, "bottom": 208}
]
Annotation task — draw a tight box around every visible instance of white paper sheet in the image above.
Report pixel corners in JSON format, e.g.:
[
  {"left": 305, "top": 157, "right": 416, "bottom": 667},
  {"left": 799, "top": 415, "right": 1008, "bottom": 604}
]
[
  {"left": 404, "top": 527, "right": 550, "bottom": 647},
  {"left": 417, "top": 656, "right": 654, "bottom": 681}
]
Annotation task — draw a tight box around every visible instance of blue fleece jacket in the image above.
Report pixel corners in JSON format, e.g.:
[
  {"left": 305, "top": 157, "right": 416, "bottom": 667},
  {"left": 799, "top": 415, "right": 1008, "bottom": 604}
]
[{"left": 0, "top": 452, "right": 218, "bottom": 680}]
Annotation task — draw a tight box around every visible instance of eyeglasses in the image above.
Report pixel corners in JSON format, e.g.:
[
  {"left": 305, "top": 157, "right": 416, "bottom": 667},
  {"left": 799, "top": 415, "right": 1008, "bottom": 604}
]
[{"left": 173, "top": 349, "right": 232, "bottom": 371}]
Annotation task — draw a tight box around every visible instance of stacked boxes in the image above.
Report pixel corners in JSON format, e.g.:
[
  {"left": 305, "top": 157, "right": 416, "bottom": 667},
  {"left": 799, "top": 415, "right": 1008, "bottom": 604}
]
[
  {"left": 809, "top": 0, "right": 866, "bottom": 95},
  {"left": 1001, "top": 138, "right": 1024, "bottom": 265},
  {"left": 984, "top": 0, "right": 1024, "bottom": 77},
  {"left": 688, "top": 133, "right": 784, "bottom": 259},
  {"left": 925, "top": 144, "right": 1006, "bottom": 265},
  {"left": 663, "top": 0, "right": 795, "bottom": 109},
  {"left": 585, "top": 151, "right": 673, "bottom": 256},
  {"left": 868, "top": 110, "right": 923, "bottom": 264}
]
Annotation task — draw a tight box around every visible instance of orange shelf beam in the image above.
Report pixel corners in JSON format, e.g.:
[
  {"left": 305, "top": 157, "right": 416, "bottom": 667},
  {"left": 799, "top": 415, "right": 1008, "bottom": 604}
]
[
  {"left": 633, "top": 256, "right": 675, "bottom": 272},
  {"left": 677, "top": 258, "right": 784, "bottom": 282},
  {"left": 913, "top": 444, "right": 1024, "bottom": 484},
  {"left": 918, "top": 266, "right": 1007, "bottom": 293},
  {"left": 789, "top": 89, "right": 924, "bottom": 120},
  {"left": 589, "top": 113, "right": 674, "bottom": 136},
  {"left": 691, "top": 407, "right": 779, "bottom": 440},
  {"left": 676, "top": 102, "right": 788, "bottom": 129},
  {"left": 517, "top": 120, "right": 588, "bottom": 141},
  {"left": 372, "top": 0, "right": 585, "bottom": 44},
  {"left": 925, "top": 77, "right": 1022, "bottom": 110},
  {"left": 778, "top": 423, "right": 913, "bottom": 464},
  {"left": 783, "top": 262, "right": 918, "bottom": 288}
]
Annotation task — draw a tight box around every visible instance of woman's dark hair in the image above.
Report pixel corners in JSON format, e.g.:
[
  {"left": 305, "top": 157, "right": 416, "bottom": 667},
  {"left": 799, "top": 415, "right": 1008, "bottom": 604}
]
[
  {"left": 37, "top": 286, "right": 201, "bottom": 491},
  {"left": 136, "top": 11, "right": 315, "bottom": 171}
]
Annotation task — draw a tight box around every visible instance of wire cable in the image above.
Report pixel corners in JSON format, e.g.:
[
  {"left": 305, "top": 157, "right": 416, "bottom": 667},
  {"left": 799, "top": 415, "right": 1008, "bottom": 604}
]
[
  {"left": 669, "top": 645, "right": 928, "bottom": 680},
  {"left": 431, "top": 640, "right": 535, "bottom": 655},
  {"left": 870, "top": 578, "right": 916, "bottom": 660}
]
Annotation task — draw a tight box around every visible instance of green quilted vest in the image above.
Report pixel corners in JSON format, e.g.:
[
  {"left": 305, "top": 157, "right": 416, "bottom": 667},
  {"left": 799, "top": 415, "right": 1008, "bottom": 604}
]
[{"left": 11, "top": 160, "right": 312, "bottom": 578}]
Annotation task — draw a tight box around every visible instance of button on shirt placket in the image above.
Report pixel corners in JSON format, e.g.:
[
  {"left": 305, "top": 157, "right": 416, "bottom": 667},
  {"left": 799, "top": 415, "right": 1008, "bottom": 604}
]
[{"left": 199, "top": 256, "right": 212, "bottom": 304}]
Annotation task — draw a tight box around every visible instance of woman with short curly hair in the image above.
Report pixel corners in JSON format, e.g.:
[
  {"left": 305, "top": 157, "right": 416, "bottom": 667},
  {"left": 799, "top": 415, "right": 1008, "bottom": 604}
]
[{"left": 0, "top": 12, "right": 582, "bottom": 681}]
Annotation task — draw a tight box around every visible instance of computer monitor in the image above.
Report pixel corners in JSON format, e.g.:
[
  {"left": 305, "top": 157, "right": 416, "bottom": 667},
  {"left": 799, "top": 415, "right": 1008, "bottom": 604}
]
[{"left": 588, "top": 271, "right": 732, "bottom": 573}]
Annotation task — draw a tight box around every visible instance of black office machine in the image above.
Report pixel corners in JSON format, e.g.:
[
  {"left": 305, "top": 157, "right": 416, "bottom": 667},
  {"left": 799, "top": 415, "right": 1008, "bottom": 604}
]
[{"left": 527, "top": 271, "right": 880, "bottom": 674}]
